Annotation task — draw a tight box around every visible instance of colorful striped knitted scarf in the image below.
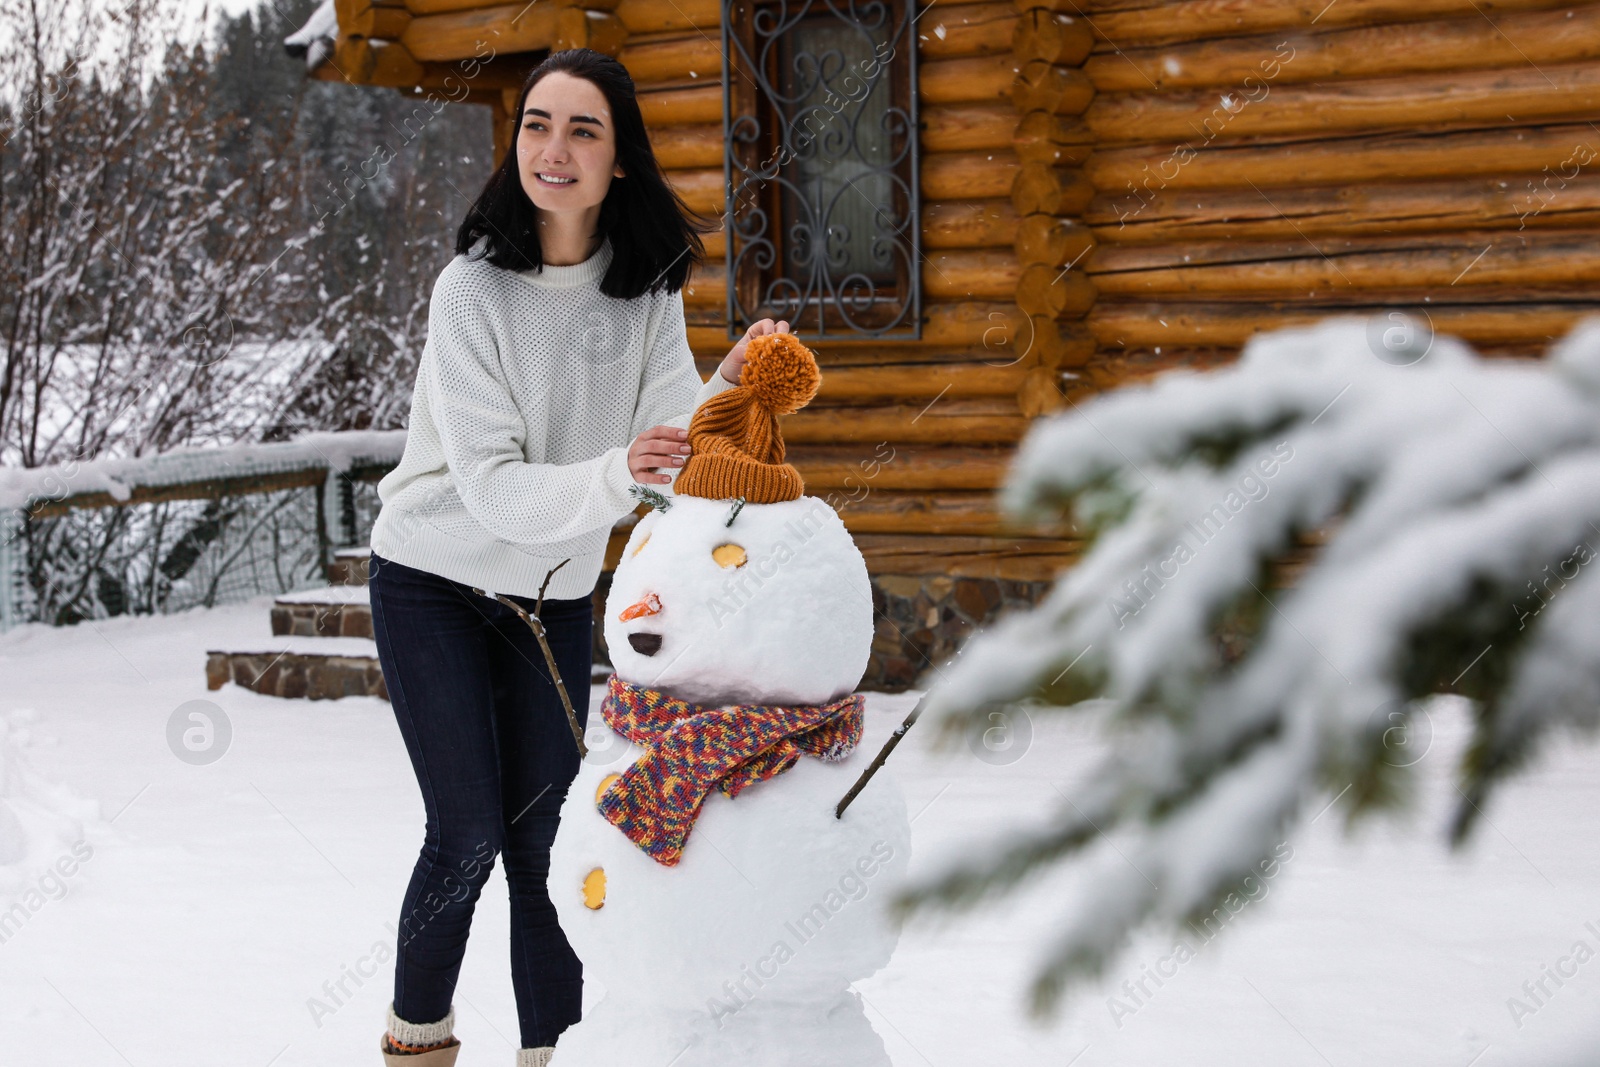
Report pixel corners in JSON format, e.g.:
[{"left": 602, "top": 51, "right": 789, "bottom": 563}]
[{"left": 595, "top": 672, "right": 864, "bottom": 866}]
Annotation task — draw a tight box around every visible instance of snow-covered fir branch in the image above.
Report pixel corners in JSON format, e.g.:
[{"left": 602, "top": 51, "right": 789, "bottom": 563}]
[{"left": 898, "top": 316, "right": 1600, "bottom": 1013}]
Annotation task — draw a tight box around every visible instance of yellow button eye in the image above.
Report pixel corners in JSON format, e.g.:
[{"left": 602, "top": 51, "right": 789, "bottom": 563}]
[
  {"left": 582, "top": 867, "right": 607, "bottom": 910},
  {"left": 632, "top": 533, "right": 651, "bottom": 557},
  {"left": 712, "top": 543, "right": 747, "bottom": 569},
  {"left": 596, "top": 773, "right": 621, "bottom": 803}
]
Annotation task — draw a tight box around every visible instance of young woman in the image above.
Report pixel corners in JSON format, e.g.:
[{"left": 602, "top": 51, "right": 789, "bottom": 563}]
[{"left": 365, "top": 49, "right": 788, "bottom": 1067}]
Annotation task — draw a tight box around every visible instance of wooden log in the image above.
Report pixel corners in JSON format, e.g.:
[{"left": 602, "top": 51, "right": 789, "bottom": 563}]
[
  {"left": 1099, "top": 285, "right": 1600, "bottom": 308},
  {"left": 1087, "top": 300, "right": 1600, "bottom": 349},
  {"left": 1088, "top": 62, "right": 1600, "bottom": 145},
  {"left": 921, "top": 103, "right": 1017, "bottom": 153},
  {"left": 1013, "top": 61, "right": 1094, "bottom": 116},
  {"left": 1013, "top": 9, "right": 1092, "bottom": 66},
  {"left": 405, "top": 0, "right": 619, "bottom": 12},
  {"left": 785, "top": 400, "right": 1029, "bottom": 445},
  {"left": 1020, "top": 363, "right": 1076, "bottom": 416},
  {"left": 853, "top": 533, "right": 1078, "bottom": 580},
  {"left": 1086, "top": 233, "right": 1600, "bottom": 294},
  {"left": 923, "top": 249, "right": 1025, "bottom": 301},
  {"left": 616, "top": 0, "right": 720, "bottom": 32},
  {"left": 790, "top": 445, "right": 1013, "bottom": 491},
  {"left": 1016, "top": 214, "right": 1096, "bottom": 266},
  {"left": 921, "top": 301, "right": 1035, "bottom": 353},
  {"left": 682, "top": 260, "right": 726, "bottom": 309},
  {"left": 687, "top": 302, "right": 1095, "bottom": 365},
  {"left": 1042, "top": 0, "right": 1580, "bottom": 46},
  {"left": 28, "top": 467, "right": 328, "bottom": 519},
  {"left": 923, "top": 150, "right": 1022, "bottom": 201},
  {"left": 915, "top": 302, "right": 1096, "bottom": 366},
  {"left": 923, "top": 199, "right": 1021, "bottom": 249},
  {"left": 1012, "top": 163, "right": 1094, "bottom": 215},
  {"left": 1070, "top": 347, "right": 1243, "bottom": 400},
  {"left": 921, "top": 54, "right": 1021, "bottom": 105},
  {"left": 1086, "top": 174, "right": 1600, "bottom": 243},
  {"left": 334, "top": 36, "right": 424, "bottom": 86},
  {"left": 699, "top": 228, "right": 726, "bottom": 259},
  {"left": 1084, "top": 6, "right": 1600, "bottom": 93},
  {"left": 666, "top": 167, "right": 724, "bottom": 214},
  {"left": 337, "top": 0, "right": 411, "bottom": 38},
  {"left": 1013, "top": 111, "right": 1094, "bottom": 165},
  {"left": 402, "top": 5, "right": 624, "bottom": 61},
  {"left": 638, "top": 83, "right": 722, "bottom": 125},
  {"left": 927, "top": 109, "right": 1096, "bottom": 166},
  {"left": 411, "top": 52, "right": 539, "bottom": 92},
  {"left": 573, "top": 10, "right": 627, "bottom": 55},
  {"left": 647, "top": 124, "right": 723, "bottom": 169},
  {"left": 917, "top": 1, "right": 1019, "bottom": 59},
  {"left": 835, "top": 491, "right": 1005, "bottom": 536},
  {"left": 618, "top": 33, "right": 723, "bottom": 83},
  {"left": 1088, "top": 122, "right": 1600, "bottom": 191},
  {"left": 488, "top": 91, "right": 514, "bottom": 166},
  {"left": 1017, "top": 263, "right": 1097, "bottom": 318},
  {"left": 816, "top": 364, "right": 1029, "bottom": 402},
  {"left": 696, "top": 333, "right": 1033, "bottom": 368}
]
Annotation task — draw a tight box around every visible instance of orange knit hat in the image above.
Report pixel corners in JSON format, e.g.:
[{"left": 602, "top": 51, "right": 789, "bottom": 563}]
[{"left": 675, "top": 333, "right": 821, "bottom": 504}]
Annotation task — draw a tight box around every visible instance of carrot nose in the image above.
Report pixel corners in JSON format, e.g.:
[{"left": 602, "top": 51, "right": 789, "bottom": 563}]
[{"left": 619, "top": 593, "right": 662, "bottom": 621}]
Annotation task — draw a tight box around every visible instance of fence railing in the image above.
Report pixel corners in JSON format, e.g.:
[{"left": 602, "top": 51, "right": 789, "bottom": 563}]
[{"left": 0, "top": 432, "right": 406, "bottom": 630}]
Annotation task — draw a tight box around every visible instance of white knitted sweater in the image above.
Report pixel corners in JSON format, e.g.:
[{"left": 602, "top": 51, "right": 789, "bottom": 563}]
[{"left": 370, "top": 238, "right": 733, "bottom": 600}]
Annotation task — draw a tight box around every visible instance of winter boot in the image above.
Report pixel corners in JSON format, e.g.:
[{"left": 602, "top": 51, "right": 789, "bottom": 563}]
[
  {"left": 381, "top": 1003, "right": 460, "bottom": 1065},
  {"left": 517, "top": 1048, "right": 556, "bottom": 1067}
]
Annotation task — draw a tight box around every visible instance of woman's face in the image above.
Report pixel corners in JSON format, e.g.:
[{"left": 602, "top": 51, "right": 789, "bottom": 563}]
[{"left": 516, "top": 72, "right": 624, "bottom": 218}]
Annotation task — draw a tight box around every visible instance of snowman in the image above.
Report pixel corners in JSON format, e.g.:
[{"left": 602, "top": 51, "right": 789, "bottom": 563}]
[{"left": 548, "top": 334, "right": 912, "bottom": 1067}]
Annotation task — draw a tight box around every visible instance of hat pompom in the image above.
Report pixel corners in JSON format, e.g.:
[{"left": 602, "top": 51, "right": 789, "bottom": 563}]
[{"left": 742, "top": 333, "right": 821, "bottom": 416}]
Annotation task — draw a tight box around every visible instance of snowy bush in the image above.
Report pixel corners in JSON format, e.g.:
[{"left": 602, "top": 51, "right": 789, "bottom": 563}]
[{"left": 898, "top": 316, "right": 1600, "bottom": 1012}]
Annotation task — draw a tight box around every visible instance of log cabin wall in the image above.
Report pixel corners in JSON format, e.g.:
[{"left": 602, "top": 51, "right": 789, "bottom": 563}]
[{"left": 1071, "top": 0, "right": 1600, "bottom": 392}]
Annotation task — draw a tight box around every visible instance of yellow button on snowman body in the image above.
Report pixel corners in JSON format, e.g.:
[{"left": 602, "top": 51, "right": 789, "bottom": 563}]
[{"left": 547, "top": 334, "right": 912, "bottom": 1067}]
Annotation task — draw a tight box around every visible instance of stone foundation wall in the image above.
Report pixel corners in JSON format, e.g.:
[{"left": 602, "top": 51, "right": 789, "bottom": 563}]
[
  {"left": 270, "top": 601, "right": 373, "bottom": 639},
  {"left": 206, "top": 650, "right": 388, "bottom": 700},
  {"left": 865, "top": 575, "right": 1053, "bottom": 691}
]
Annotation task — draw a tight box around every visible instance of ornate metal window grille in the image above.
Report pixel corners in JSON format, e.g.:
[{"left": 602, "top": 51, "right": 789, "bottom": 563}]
[{"left": 721, "top": 0, "right": 921, "bottom": 339}]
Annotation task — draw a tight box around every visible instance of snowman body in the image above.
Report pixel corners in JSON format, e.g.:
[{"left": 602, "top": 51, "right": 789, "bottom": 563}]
[{"left": 548, "top": 495, "right": 911, "bottom": 1067}]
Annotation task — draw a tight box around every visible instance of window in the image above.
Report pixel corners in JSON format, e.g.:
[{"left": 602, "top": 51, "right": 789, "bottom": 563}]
[{"left": 722, "top": 0, "right": 921, "bottom": 338}]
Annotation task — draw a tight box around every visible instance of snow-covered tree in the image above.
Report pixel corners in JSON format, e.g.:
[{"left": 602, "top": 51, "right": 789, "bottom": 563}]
[
  {"left": 0, "top": 0, "right": 492, "bottom": 622},
  {"left": 897, "top": 316, "right": 1600, "bottom": 1012}
]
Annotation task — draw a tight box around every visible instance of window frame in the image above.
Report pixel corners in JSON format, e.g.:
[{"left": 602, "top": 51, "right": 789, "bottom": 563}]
[{"left": 720, "top": 0, "right": 922, "bottom": 340}]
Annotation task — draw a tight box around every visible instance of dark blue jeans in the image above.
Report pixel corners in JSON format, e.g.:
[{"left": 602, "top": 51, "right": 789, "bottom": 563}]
[{"left": 368, "top": 551, "right": 589, "bottom": 1048}]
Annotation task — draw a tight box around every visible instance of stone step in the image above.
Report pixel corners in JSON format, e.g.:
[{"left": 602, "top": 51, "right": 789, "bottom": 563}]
[
  {"left": 206, "top": 636, "right": 386, "bottom": 701},
  {"left": 272, "top": 586, "right": 373, "bottom": 639},
  {"left": 327, "top": 547, "right": 370, "bottom": 587}
]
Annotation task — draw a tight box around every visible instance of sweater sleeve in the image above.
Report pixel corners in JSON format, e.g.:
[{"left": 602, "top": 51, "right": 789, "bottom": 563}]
[{"left": 423, "top": 273, "right": 639, "bottom": 546}]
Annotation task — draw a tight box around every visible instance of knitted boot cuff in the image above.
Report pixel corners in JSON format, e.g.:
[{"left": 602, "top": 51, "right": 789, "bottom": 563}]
[
  {"left": 386, "top": 1003, "right": 455, "bottom": 1048},
  {"left": 517, "top": 1048, "right": 555, "bottom": 1067}
]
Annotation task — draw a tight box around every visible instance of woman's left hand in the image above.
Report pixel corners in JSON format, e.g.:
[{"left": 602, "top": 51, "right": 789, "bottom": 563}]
[{"left": 718, "top": 318, "right": 790, "bottom": 384}]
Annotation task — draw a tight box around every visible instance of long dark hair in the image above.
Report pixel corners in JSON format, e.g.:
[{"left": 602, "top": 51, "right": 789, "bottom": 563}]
[{"left": 455, "top": 49, "right": 707, "bottom": 298}]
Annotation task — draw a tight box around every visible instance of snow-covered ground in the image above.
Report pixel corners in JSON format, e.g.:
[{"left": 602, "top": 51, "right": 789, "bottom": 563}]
[{"left": 1, "top": 599, "right": 1597, "bottom": 1066}]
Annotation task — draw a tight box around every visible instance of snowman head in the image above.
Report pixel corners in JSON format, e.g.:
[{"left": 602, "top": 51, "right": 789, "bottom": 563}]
[
  {"left": 606, "top": 496, "right": 872, "bottom": 706},
  {"left": 605, "top": 333, "right": 873, "bottom": 706}
]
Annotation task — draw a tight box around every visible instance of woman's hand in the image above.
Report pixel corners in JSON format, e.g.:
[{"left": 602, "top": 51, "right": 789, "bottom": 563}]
[
  {"left": 718, "top": 318, "right": 791, "bottom": 384},
  {"left": 628, "top": 425, "right": 691, "bottom": 485}
]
